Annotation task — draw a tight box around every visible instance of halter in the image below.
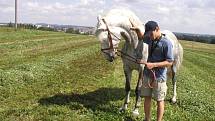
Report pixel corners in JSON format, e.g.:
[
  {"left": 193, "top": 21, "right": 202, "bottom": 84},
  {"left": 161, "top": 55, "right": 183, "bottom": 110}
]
[
  {"left": 100, "top": 18, "right": 122, "bottom": 51},
  {"left": 100, "top": 18, "right": 143, "bottom": 64}
]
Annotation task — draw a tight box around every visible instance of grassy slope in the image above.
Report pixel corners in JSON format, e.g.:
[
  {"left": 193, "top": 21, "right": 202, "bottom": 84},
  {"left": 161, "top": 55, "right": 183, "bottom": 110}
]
[{"left": 0, "top": 27, "right": 214, "bottom": 121}]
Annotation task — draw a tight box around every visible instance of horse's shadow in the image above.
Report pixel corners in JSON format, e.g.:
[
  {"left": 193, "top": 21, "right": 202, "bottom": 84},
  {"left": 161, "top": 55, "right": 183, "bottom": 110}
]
[{"left": 38, "top": 87, "right": 132, "bottom": 113}]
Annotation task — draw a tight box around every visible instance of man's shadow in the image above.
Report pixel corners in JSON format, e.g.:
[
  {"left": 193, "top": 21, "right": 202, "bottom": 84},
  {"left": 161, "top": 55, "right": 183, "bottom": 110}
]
[{"left": 38, "top": 87, "right": 134, "bottom": 114}]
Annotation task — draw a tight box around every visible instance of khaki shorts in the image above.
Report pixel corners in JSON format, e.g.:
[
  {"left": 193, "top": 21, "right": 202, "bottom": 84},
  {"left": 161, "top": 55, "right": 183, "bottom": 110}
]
[{"left": 141, "top": 76, "right": 167, "bottom": 101}]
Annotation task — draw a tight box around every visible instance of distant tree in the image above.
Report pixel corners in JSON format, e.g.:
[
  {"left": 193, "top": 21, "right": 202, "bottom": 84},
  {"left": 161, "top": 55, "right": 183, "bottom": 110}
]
[
  {"left": 74, "top": 29, "right": 80, "bottom": 34},
  {"left": 66, "top": 28, "right": 80, "bottom": 34},
  {"left": 37, "top": 27, "right": 55, "bottom": 31},
  {"left": 66, "top": 28, "right": 75, "bottom": 33},
  {"left": 27, "top": 24, "right": 37, "bottom": 29},
  {"left": 82, "top": 31, "right": 90, "bottom": 35},
  {"left": 210, "top": 38, "right": 215, "bottom": 44},
  {"left": 8, "top": 22, "right": 13, "bottom": 27}
]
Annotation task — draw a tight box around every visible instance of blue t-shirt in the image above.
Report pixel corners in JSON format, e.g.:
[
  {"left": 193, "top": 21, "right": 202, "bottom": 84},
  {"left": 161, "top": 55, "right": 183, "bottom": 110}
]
[{"left": 144, "top": 35, "right": 174, "bottom": 81}]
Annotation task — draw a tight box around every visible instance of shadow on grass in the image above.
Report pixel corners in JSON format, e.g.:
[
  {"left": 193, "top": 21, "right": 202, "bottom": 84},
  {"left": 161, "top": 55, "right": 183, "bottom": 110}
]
[{"left": 38, "top": 87, "right": 131, "bottom": 113}]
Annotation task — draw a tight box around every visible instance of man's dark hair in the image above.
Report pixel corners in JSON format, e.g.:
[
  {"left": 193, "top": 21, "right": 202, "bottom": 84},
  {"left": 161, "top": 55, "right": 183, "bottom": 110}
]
[{"left": 145, "top": 21, "right": 159, "bottom": 32}]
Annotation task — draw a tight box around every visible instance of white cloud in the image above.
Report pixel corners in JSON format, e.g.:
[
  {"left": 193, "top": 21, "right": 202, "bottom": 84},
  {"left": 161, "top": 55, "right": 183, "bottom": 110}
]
[
  {"left": 0, "top": 0, "right": 214, "bottom": 34},
  {"left": 0, "top": 0, "right": 14, "bottom": 12},
  {"left": 2, "top": 6, "right": 14, "bottom": 13}
]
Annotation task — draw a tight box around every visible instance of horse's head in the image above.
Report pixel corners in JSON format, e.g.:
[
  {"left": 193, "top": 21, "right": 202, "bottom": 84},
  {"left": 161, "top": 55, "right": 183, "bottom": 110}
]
[{"left": 95, "top": 15, "right": 122, "bottom": 62}]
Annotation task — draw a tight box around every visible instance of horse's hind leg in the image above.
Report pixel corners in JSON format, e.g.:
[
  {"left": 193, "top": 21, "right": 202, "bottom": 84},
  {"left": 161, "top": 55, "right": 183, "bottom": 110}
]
[
  {"left": 132, "top": 70, "right": 143, "bottom": 117},
  {"left": 119, "top": 67, "right": 132, "bottom": 112},
  {"left": 171, "top": 65, "right": 177, "bottom": 103}
]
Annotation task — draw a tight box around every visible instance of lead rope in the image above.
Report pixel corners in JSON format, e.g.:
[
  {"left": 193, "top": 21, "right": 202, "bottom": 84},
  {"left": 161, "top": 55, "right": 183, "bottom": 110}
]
[
  {"left": 116, "top": 50, "right": 156, "bottom": 88},
  {"left": 147, "top": 69, "right": 157, "bottom": 88}
]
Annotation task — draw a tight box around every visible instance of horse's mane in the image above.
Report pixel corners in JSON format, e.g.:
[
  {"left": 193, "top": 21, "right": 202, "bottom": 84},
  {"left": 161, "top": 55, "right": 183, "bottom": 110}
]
[{"left": 96, "top": 9, "right": 144, "bottom": 33}]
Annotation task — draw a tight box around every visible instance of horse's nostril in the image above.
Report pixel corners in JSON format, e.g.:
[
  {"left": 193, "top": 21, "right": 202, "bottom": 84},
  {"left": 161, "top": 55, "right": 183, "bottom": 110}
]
[{"left": 110, "top": 59, "right": 114, "bottom": 62}]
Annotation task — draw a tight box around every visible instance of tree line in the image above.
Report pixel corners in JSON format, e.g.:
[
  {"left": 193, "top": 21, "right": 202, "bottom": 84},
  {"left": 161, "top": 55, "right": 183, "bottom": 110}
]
[
  {"left": 174, "top": 32, "right": 215, "bottom": 44},
  {"left": 3, "top": 23, "right": 215, "bottom": 43}
]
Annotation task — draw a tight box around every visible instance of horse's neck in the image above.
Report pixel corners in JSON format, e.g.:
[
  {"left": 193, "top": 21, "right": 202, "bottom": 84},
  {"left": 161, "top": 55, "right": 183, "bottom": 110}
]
[
  {"left": 118, "top": 27, "right": 139, "bottom": 55},
  {"left": 122, "top": 41, "right": 137, "bottom": 54}
]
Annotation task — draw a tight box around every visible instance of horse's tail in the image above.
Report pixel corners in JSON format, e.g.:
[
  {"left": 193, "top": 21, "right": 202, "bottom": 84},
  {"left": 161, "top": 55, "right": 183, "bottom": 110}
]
[{"left": 176, "top": 43, "right": 183, "bottom": 70}]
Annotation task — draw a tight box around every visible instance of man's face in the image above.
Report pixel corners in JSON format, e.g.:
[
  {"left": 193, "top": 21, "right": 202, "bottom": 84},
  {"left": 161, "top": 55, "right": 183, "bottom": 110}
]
[
  {"left": 148, "top": 27, "right": 159, "bottom": 41},
  {"left": 149, "top": 30, "right": 156, "bottom": 40}
]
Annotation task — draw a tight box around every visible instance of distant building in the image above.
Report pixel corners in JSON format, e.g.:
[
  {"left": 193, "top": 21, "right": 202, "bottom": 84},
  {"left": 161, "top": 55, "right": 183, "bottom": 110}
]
[
  {"left": 35, "top": 24, "right": 51, "bottom": 28},
  {"left": 1, "top": 22, "right": 95, "bottom": 35},
  {"left": 0, "top": 23, "right": 8, "bottom": 26},
  {"left": 35, "top": 25, "right": 42, "bottom": 28}
]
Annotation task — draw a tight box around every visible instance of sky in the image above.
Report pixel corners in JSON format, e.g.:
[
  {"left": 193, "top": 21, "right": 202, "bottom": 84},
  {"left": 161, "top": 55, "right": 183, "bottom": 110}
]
[{"left": 0, "top": 0, "right": 215, "bottom": 35}]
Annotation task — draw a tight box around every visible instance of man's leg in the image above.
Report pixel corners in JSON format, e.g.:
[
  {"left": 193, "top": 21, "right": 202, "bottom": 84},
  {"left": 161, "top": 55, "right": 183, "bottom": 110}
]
[
  {"left": 154, "top": 81, "right": 167, "bottom": 121},
  {"left": 157, "top": 100, "right": 165, "bottom": 121},
  {"left": 144, "top": 96, "right": 152, "bottom": 121}
]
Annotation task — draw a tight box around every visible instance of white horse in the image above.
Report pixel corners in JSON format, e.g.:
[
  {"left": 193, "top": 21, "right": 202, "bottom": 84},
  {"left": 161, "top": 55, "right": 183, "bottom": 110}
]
[{"left": 95, "top": 9, "right": 183, "bottom": 116}]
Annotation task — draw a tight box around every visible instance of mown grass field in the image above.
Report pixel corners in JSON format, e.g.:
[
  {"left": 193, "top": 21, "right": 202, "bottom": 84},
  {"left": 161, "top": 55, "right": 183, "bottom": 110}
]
[{"left": 0, "top": 27, "right": 214, "bottom": 121}]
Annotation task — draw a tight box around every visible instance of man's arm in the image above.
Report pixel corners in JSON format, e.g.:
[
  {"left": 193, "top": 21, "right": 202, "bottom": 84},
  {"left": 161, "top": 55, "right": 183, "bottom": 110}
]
[
  {"left": 137, "top": 59, "right": 173, "bottom": 68},
  {"left": 146, "top": 61, "right": 173, "bottom": 70}
]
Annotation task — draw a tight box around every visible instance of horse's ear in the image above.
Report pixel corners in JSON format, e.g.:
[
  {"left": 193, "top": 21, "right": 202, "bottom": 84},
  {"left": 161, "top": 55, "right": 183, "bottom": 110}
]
[
  {"left": 96, "top": 15, "right": 106, "bottom": 31},
  {"left": 97, "top": 15, "right": 102, "bottom": 22}
]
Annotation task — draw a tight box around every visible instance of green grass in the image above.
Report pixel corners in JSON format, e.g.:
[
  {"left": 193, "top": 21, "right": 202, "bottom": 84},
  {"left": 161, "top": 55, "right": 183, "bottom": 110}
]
[{"left": 0, "top": 27, "right": 214, "bottom": 121}]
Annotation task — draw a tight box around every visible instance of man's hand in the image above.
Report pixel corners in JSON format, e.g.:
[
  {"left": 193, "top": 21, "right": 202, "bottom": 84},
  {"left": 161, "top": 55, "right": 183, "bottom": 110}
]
[
  {"left": 137, "top": 61, "right": 156, "bottom": 69},
  {"left": 146, "top": 62, "right": 156, "bottom": 69},
  {"left": 137, "top": 59, "right": 146, "bottom": 64}
]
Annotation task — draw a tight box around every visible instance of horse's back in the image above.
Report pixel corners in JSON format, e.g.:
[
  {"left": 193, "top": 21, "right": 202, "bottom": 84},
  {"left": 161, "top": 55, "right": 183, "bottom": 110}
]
[
  {"left": 102, "top": 9, "right": 144, "bottom": 32},
  {"left": 161, "top": 30, "right": 178, "bottom": 45}
]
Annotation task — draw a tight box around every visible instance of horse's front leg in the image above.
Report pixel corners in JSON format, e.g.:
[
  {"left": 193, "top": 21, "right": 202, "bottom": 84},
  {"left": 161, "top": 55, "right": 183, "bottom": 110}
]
[
  {"left": 119, "top": 67, "right": 132, "bottom": 112},
  {"left": 132, "top": 70, "right": 143, "bottom": 117}
]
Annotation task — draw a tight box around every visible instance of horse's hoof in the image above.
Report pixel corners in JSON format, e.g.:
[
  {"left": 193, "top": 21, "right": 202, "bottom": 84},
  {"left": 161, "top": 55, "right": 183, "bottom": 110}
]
[
  {"left": 119, "top": 106, "right": 127, "bottom": 112},
  {"left": 132, "top": 109, "right": 139, "bottom": 117},
  {"left": 119, "top": 107, "right": 124, "bottom": 112},
  {"left": 171, "top": 98, "right": 177, "bottom": 103},
  {"left": 119, "top": 104, "right": 128, "bottom": 112}
]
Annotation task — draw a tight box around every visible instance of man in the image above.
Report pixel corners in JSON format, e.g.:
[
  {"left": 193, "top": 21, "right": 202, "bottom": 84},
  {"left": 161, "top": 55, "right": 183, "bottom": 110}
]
[{"left": 132, "top": 21, "right": 174, "bottom": 121}]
